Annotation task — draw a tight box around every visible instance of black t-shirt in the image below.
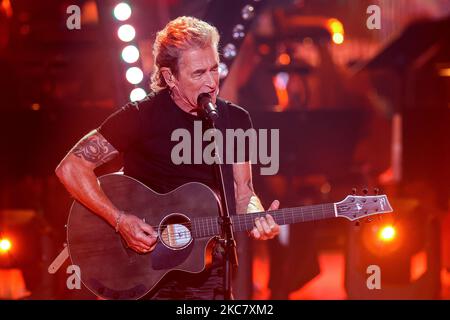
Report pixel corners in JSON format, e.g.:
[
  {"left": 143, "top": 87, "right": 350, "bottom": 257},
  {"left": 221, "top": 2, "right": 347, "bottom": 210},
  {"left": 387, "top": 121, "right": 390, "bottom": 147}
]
[
  {"left": 98, "top": 88, "right": 253, "bottom": 214},
  {"left": 97, "top": 89, "right": 253, "bottom": 299}
]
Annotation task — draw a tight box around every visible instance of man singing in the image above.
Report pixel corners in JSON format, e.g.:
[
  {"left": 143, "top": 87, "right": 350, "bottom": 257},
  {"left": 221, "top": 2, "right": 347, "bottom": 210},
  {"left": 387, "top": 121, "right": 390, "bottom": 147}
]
[{"left": 56, "top": 16, "right": 280, "bottom": 299}]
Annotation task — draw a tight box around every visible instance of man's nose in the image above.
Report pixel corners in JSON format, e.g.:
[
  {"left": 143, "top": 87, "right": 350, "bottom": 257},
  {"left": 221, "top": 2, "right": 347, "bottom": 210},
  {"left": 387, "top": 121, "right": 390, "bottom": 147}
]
[{"left": 205, "top": 71, "right": 217, "bottom": 88}]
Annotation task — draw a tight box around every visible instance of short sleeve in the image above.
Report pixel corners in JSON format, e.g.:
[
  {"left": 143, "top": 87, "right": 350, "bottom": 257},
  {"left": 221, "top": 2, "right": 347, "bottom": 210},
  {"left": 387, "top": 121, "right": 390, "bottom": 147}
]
[
  {"left": 97, "top": 102, "right": 141, "bottom": 152},
  {"left": 233, "top": 107, "right": 253, "bottom": 132},
  {"left": 226, "top": 103, "right": 254, "bottom": 163}
]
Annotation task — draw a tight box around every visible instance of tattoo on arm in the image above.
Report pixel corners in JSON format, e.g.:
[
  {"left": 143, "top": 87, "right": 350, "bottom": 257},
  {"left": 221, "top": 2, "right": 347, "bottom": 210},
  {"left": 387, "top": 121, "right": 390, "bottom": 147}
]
[{"left": 72, "top": 131, "right": 119, "bottom": 167}]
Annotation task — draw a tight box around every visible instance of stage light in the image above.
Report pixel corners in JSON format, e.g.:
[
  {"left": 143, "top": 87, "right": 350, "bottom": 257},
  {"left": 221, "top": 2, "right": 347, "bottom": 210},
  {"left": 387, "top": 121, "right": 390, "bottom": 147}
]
[
  {"left": 379, "top": 225, "right": 396, "bottom": 242},
  {"left": 232, "top": 24, "right": 245, "bottom": 40},
  {"left": 31, "top": 103, "right": 40, "bottom": 111},
  {"left": 327, "top": 18, "right": 344, "bottom": 44},
  {"left": 218, "top": 62, "right": 229, "bottom": 79},
  {"left": 113, "top": 3, "right": 131, "bottom": 21},
  {"left": 82, "top": 0, "right": 99, "bottom": 24},
  {"left": 223, "top": 43, "right": 237, "bottom": 59},
  {"left": 0, "top": 238, "right": 12, "bottom": 253},
  {"left": 332, "top": 33, "right": 344, "bottom": 44},
  {"left": 1, "top": 0, "right": 13, "bottom": 18},
  {"left": 438, "top": 68, "right": 450, "bottom": 77},
  {"left": 361, "top": 221, "right": 402, "bottom": 258},
  {"left": 130, "top": 88, "right": 146, "bottom": 102},
  {"left": 273, "top": 72, "right": 289, "bottom": 110},
  {"left": 125, "top": 67, "right": 143, "bottom": 84},
  {"left": 121, "top": 45, "right": 140, "bottom": 63},
  {"left": 328, "top": 18, "right": 344, "bottom": 34},
  {"left": 274, "top": 72, "right": 289, "bottom": 88},
  {"left": 277, "top": 53, "right": 291, "bottom": 65},
  {"left": 117, "top": 24, "right": 135, "bottom": 42},
  {"left": 113, "top": 3, "right": 146, "bottom": 101},
  {"left": 241, "top": 4, "right": 255, "bottom": 20}
]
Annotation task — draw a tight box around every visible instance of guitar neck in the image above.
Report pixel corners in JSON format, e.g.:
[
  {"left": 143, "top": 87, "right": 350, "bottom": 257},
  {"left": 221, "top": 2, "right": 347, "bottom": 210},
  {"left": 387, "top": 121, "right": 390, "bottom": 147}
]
[
  {"left": 232, "top": 203, "right": 337, "bottom": 232},
  {"left": 191, "top": 203, "right": 336, "bottom": 238}
]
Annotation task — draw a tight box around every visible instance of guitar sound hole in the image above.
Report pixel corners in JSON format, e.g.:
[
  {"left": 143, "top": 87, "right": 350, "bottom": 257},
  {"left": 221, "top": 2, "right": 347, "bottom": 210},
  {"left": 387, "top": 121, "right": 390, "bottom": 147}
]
[{"left": 159, "top": 213, "right": 192, "bottom": 250}]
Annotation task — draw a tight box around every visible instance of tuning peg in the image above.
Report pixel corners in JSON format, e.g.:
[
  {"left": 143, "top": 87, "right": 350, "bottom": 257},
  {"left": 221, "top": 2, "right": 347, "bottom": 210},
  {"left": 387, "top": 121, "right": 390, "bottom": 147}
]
[
  {"left": 362, "top": 188, "right": 368, "bottom": 195},
  {"left": 351, "top": 188, "right": 357, "bottom": 195},
  {"left": 355, "top": 220, "right": 360, "bottom": 227},
  {"left": 374, "top": 188, "right": 380, "bottom": 195}
]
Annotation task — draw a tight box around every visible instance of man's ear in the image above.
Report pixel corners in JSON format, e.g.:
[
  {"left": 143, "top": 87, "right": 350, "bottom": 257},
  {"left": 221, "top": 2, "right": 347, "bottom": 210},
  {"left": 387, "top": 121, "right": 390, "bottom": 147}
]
[{"left": 161, "top": 67, "right": 175, "bottom": 88}]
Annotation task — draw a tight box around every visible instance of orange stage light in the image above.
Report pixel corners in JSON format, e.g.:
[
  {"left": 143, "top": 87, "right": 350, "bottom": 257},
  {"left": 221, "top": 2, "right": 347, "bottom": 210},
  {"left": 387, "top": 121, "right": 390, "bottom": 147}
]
[
  {"left": 379, "top": 225, "right": 396, "bottom": 242},
  {"left": 0, "top": 238, "right": 12, "bottom": 253},
  {"left": 278, "top": 53, "right": 291, "bottom": 65},
  {"left": 327, "top": 18, "right": 344, "bottom": 44}
]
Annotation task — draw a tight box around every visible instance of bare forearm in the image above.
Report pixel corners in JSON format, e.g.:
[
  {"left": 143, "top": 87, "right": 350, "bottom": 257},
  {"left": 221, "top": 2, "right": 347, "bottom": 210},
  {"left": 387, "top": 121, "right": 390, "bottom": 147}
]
[
  {"left": 233, "top": 162, "right": 280, "bottom": 240},
  {"left": 56, "top": 130, "right": 121, "bottom": 227},
  {"left": 55, "top": 130, "right": 159, "bottom": 254},
  {"left": 56, "top": 159, "right": 119, "bottom": 227}
]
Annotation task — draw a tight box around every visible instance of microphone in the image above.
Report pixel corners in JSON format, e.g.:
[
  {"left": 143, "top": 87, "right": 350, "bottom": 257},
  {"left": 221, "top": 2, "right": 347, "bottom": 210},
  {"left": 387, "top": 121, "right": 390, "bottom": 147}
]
[{"left": 197, "top": 93, "right": 219, "bottom": 121}]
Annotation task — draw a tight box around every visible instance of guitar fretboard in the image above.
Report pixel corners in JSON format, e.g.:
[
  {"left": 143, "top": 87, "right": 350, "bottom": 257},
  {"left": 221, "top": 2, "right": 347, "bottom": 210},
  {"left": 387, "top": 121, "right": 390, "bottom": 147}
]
[{"left": 191, "top": 203, "right": 336, "bottom": 238}]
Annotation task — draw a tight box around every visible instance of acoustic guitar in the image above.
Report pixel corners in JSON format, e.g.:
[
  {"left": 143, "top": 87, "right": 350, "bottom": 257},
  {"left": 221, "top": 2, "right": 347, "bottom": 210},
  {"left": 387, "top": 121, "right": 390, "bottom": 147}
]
[{"left": 67, "top": 173, "right": 393, "bottom": 299}]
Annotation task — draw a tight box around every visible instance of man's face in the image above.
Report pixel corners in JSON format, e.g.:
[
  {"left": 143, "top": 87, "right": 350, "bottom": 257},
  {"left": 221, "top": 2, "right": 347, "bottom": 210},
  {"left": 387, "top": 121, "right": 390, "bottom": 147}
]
[{"left": 171, "top": 45, "right": 220, "bottom": 110}]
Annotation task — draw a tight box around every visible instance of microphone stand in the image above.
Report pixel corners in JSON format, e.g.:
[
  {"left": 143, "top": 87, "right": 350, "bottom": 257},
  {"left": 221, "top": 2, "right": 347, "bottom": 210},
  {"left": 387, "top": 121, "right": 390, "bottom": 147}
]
[{"left": 196, "top": 106, "right": 238, "bottom": 301}]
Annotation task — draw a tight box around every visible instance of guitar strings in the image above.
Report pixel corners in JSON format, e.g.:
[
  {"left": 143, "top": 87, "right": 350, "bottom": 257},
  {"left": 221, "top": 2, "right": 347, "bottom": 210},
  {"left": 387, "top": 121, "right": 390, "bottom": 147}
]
[
  {"left": 137, "top": 206, "right": 339, "bottom": 242},
  {"left": 141, "top": 205, "right": 337, "bottom": 231}
]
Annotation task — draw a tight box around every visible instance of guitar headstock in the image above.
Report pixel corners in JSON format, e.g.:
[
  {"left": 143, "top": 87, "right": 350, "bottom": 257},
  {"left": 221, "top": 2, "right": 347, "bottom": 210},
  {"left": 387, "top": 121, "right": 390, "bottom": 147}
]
[{"left": 335, "top": 189, "right": 393, "bottom": 221}]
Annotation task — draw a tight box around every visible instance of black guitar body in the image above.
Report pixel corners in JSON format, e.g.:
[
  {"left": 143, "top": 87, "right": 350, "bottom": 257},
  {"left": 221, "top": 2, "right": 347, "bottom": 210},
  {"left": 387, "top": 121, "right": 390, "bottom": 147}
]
[{"left": 67, "top": 173, "right": 220, "bottom": 300}]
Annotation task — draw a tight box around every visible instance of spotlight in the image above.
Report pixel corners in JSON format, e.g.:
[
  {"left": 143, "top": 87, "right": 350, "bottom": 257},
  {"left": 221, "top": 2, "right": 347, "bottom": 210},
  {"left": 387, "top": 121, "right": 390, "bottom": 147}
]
[
  {"left": 31, "top": 103, "right": 40, "bottom": 111},
  {"left": 125, "top": 67, "right": 143, "bottom": 84},
  {"left": 223, "top": 43, "right": 237, "bottom": 59},
  {"left": 113, "top": 3, "right": 146, "bottom": 102},
  {"left": 241, "top": 4, "right": 255, "bottom": 20},
  {"left": 327, "top": 18, "right": 344, "bottom": 44},
  {"left": 121, "top": 45, "right": 140, "bottom": 63},
  {"left": 0, "top": 238, "right": 12, "bottom": 254},
  {"left": 277, "top": 53, "right": 291, "bottom": 65},
  {"left": 361, "top": 221, "right": 402, "bottom": 257},
  {"left": 113, "top": 3, "right": 132, "bottom": 21},
  {"left": 273, "top": 72, "right": 290, "bottom": 110},
  {"left": 332, "top": 33, "right": 344, "bottom": 44},
  {"left": 438, "top": 68, "right": 450, "bottom": 77},
  {"left": 232, "top": 24, "right": 245, "bottom": 40},
  {"left": 117, "top": 24, "right": 135, "bottom": 42},
  {"left": 379, "top": 225, "right": 396, "bottom": 242},
  {"left": 218, "top": 62, "right": 229, "bottom": 79},
  {"left": 130, "top": 88, "right": 146, "bottom": 102}
]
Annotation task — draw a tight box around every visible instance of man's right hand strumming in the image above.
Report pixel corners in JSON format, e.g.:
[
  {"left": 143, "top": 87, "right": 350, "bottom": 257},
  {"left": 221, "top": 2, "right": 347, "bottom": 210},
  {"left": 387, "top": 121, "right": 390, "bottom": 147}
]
[
  {"left": 56, "top": 129, "right": 158, "bottom": 255},
  {"left": 116, "top": 213, "right": 158, "bottom": 253}
]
